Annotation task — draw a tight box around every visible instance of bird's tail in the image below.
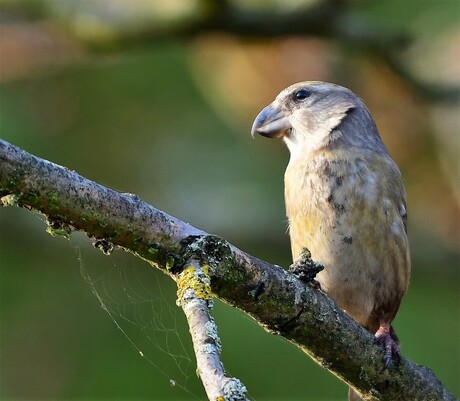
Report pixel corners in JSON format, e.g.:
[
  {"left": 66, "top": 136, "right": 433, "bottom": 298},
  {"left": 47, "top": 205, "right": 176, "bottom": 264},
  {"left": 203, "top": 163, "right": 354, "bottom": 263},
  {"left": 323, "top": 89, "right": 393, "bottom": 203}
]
[{"left": 348, "top": 387, "right": 362, "bottom": 401}]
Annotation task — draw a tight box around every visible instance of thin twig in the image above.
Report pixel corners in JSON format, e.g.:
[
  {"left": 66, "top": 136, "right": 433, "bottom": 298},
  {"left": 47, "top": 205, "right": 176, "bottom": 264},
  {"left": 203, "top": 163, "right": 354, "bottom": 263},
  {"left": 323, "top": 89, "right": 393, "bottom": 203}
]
[{"left": 177, "top": 259, "right": 248, "bottom": 400}]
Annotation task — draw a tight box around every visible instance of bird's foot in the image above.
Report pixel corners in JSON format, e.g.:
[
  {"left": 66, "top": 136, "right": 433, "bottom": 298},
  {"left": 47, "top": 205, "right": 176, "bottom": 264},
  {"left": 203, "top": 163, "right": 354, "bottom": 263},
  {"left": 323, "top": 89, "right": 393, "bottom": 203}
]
[
  {"left": 311, "top": 279, "right": 322, "bottom": 290},
  {"left": 289, "top": 248, "right": 324, "bottom": 287},
  {"left": 374, "top": 325, "right": 400, "bottom": 371}
]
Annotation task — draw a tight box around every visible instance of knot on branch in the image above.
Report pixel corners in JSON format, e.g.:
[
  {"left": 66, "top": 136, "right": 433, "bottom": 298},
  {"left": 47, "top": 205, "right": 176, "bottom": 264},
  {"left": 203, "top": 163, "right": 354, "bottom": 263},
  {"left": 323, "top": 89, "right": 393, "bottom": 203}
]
[
  {"left": 92, "top": 239, "right": 114, "bottom": 255},
  {"left": 179, "top": 234, "right": 233, "bottom": 272},
  {"left": 1, "top": 193, "right": 22, "bottom": 207},
  {"left": 288, "top": 247, "right": 324, "bottom": 286},
  {"left": 46, "top": 218, "right": 72, "bottom": 240}
]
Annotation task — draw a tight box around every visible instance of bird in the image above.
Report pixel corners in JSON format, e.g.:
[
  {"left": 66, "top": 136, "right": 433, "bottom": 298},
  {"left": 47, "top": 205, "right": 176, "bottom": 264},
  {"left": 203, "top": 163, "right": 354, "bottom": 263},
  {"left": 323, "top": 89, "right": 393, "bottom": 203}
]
[{"left": 251, "top": 81, "right": 411, "bottom": 401}]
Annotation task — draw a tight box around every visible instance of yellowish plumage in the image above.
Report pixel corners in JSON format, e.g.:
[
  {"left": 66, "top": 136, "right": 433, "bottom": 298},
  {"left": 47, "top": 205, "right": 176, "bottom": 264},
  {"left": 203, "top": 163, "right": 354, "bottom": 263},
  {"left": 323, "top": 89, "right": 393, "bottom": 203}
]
[{"left": 285, "top": 147, "right": 410, "bottom": 330}]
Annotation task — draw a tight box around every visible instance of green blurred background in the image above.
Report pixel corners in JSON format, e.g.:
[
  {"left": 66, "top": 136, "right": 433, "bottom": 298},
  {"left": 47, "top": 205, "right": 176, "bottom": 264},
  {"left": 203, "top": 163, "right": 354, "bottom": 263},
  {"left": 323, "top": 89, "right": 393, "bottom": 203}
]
[{"left": 0, "top": 1, "right": 459, "bottom": 400}]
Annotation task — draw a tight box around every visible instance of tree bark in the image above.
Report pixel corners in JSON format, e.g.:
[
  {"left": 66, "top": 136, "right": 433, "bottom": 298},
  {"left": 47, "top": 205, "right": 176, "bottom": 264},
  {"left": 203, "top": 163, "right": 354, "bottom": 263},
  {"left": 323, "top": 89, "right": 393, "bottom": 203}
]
[
  {"left": 0, "top": 138, "right": 456, "bottom": 401},
  {"left": 177, "top": 259, "right": 248, "bottom": 400}
]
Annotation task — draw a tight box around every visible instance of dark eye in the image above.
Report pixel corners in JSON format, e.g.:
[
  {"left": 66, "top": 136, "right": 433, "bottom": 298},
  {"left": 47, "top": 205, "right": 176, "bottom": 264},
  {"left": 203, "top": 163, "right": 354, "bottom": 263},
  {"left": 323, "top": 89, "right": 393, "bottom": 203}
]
[{"left": 294, "top": 89, "right": 311, "bottom": 101}]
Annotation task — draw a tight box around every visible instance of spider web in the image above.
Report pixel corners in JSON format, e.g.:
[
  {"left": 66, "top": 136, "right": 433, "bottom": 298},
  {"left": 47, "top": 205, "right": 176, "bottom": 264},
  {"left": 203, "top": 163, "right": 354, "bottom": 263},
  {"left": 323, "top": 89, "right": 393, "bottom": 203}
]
[{"left": 74, "top": 234, "right": 203, "bottom": 399}]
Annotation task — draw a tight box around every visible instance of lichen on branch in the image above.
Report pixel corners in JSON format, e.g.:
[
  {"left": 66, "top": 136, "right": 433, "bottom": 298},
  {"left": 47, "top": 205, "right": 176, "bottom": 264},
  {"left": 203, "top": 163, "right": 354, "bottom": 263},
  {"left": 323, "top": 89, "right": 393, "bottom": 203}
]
[{"left": 176, "top": 260, "right": 248, "bottom": 400}]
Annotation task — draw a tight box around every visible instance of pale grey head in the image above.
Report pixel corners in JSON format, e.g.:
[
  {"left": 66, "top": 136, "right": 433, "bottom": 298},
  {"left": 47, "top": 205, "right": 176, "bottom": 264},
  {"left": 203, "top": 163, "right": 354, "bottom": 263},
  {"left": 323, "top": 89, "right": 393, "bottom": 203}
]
[{"left": 251, "top": 81, "right": 388, "bottom": 158}]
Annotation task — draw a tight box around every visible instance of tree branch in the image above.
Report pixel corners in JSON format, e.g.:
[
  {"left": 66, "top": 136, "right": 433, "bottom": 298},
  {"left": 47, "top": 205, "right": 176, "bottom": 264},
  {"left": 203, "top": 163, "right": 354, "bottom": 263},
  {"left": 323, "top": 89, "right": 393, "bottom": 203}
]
[
  {"left": 177, "top": 259, "right": 248, "bottom": 400},
  {"left": 0, "top": 138, "right": 456, "bottom": 401}
]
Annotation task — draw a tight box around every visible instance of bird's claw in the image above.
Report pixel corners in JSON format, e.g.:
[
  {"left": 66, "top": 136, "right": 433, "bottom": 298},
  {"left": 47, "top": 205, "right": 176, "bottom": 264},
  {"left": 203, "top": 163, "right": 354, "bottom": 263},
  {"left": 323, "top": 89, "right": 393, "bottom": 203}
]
[
  {"left": 311, "top": 279, "right": 322, "bottom": 291},
  {"left": 374, "top": 326, "right": 400, "bottom": 372}
]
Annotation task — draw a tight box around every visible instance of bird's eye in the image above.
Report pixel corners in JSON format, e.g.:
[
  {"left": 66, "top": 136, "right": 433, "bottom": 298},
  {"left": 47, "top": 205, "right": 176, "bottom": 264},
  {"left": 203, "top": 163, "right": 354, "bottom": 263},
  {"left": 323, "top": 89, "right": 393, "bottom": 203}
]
[{"left": 294, "top": 89, "right": 311, "bottom": 101}]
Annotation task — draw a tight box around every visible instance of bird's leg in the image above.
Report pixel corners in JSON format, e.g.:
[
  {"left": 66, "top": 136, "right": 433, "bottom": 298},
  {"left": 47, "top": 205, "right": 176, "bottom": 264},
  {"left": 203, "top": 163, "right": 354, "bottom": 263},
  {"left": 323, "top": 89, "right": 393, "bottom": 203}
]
[
  {"left": 374, "top": 321, "right": 401, "bottom": 371},
  {"left": 288, "top": 248, "right": 324, "bottom": 288}
]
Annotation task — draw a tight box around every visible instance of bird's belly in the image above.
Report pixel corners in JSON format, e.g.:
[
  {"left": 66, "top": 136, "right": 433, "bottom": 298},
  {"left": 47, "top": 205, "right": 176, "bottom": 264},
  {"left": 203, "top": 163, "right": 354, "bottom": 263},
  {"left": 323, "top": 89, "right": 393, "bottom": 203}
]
[
  {"left": 290, "top": 216, "right": 370, "bottom": 324},
  {"left": 288, "top": 202, "right": 408, "bottom": 329},
  {"left": 285, "top": 154, "right": 410, "bottom": 329}
]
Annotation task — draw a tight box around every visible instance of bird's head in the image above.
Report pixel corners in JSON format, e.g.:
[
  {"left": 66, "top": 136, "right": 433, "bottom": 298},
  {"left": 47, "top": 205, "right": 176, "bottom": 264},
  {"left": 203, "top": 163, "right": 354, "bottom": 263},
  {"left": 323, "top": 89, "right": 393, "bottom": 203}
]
[{"left": 251, "top": 81, "right": 383, "bottom": 157}]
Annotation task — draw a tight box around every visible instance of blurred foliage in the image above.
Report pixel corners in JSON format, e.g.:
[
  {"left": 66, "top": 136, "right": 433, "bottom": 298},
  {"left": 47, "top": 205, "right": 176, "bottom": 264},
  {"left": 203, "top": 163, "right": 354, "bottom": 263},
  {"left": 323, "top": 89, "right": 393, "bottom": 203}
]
[{"left": 0, "top": 0, "right": 459, "bottom": 400}]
